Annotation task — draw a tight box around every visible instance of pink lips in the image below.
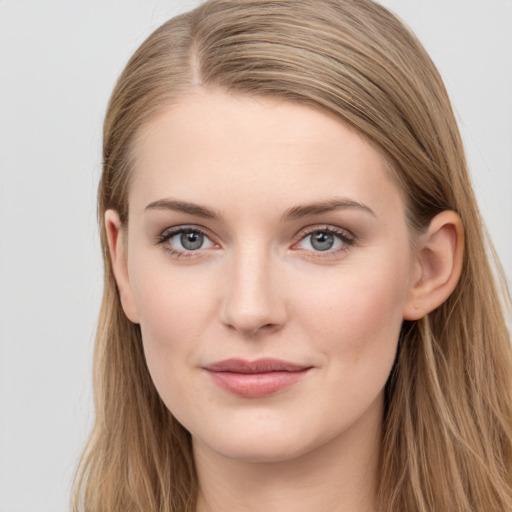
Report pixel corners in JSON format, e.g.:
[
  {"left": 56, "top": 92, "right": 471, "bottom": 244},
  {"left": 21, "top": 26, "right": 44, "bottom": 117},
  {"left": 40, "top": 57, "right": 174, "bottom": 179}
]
[{"left": 203, "top": 358, "right": 312, "bottom": 398}]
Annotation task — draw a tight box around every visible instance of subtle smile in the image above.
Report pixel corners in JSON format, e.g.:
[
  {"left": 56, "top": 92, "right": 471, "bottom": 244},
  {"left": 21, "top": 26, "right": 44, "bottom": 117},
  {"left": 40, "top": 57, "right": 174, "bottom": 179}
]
[{"left": 203, "top": 358, "right": 313, "bottom": 398}]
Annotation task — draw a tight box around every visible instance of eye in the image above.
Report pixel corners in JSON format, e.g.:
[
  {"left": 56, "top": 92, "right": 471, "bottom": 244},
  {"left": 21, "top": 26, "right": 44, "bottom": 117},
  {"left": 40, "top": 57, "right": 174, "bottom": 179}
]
[
  {"left": 171, "top": 229, "right": 213, "bottom": 251},
  {"left": 294, "top": 227, "right": 354, "bottom": 254},
  {"left": 155, "top": 226, "right": 216, "bottom": 256}
]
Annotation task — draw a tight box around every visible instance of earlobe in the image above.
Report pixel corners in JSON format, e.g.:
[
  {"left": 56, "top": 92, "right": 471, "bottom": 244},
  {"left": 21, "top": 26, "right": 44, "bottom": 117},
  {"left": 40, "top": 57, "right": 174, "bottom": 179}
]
[
  {"left": 104, "top": 209, "right": 140, "bottom": 324},
  {"left": 403, "top": 210, "right": 464, "bottom": 321}
]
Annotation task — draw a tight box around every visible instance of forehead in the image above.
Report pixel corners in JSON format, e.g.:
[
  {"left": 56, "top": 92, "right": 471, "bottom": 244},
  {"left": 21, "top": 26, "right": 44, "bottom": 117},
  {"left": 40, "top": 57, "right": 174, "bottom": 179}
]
[{"left": 129, "top": 88, "right": 404, "bottom": 220}]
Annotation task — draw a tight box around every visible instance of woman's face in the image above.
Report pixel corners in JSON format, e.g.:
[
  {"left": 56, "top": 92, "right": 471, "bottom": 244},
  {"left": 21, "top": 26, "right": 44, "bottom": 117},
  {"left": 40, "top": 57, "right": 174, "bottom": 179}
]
[{"left": 112, "top": 89, "right": 420, "bottom": 463}]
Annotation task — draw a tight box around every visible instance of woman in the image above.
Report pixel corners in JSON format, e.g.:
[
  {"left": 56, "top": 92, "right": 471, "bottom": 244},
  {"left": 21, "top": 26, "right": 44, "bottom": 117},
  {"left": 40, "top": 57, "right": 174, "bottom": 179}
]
[{"left": 72, "top": 0, "right": 512, "bottom": 510}]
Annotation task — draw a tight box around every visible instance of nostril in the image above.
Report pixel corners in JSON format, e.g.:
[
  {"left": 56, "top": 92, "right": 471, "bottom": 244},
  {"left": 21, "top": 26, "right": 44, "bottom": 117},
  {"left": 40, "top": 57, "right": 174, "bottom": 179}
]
[{"left": 225, "top": 319, "right": 281, "bottom": 337}]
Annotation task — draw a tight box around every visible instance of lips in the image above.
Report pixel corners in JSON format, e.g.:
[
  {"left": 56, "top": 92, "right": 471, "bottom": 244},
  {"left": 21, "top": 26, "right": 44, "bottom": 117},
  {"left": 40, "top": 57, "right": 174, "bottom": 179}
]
[{"left": 203, "top": 358, "right": 312, "bottom": 398}]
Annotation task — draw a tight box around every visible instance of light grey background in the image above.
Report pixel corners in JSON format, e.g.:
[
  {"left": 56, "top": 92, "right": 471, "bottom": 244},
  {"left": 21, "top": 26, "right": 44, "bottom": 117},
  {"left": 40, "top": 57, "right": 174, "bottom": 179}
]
[{"left": 0, "top": 1, "right": 510, "bottom": 511}]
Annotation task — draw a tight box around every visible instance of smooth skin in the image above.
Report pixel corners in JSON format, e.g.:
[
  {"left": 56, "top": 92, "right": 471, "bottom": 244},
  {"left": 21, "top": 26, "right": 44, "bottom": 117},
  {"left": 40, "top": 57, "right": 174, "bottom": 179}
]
[{"left": 106, "top": 89, "right": 463, "bottom": 512}]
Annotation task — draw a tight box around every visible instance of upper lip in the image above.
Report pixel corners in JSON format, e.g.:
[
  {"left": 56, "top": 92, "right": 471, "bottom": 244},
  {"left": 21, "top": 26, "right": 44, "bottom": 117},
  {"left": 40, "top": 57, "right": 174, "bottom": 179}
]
[{"left": 203, "top": 358, "right": 312, "bottom": 374}]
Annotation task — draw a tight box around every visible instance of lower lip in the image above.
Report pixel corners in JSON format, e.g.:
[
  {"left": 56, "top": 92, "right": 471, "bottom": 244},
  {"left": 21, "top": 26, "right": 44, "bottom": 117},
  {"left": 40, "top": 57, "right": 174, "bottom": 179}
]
[{"left": 205, "top": 369, "right": 310, "bottom": 398}]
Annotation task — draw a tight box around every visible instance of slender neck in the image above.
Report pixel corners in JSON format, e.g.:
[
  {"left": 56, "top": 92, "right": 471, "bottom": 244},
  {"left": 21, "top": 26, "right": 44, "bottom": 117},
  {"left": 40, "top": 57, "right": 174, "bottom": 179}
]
[{"left": 193, "top": 397, "right": 382, "bottom": 512}]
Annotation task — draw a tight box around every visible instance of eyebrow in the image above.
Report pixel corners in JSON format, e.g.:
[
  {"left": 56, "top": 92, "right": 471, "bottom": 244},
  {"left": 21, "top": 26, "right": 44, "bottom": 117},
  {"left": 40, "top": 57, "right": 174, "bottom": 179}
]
[
  {"left": 281, "top": 198, "right": 375, "bottom": 221},
  {"left": 145, "top": 199, "right": 222, "bottom": 220},
  {"left": 144, "top": 197, "right": 375, "bottom": 222}
]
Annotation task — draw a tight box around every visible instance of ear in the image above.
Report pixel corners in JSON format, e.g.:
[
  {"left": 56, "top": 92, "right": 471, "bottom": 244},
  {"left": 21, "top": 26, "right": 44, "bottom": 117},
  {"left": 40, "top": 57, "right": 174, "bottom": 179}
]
[
  {"left": 403, "top": 210, "right": 464, "bottom": 321},
  {"left": 104, "top": 209, "right": 140, "bottom": 323}
]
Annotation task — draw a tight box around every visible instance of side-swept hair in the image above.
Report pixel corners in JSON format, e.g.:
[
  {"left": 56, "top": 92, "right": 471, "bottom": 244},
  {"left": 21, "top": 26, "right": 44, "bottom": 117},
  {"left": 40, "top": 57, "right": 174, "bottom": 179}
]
[{"left": 73, "top": 1, "right": 512, "bottom": 510}]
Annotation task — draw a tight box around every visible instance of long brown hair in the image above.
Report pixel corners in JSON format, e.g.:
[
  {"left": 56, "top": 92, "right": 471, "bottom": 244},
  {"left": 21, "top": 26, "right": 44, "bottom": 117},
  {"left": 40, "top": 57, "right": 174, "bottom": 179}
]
[{"left": 73, "top": 1, "right": 512, "bottom": 510}]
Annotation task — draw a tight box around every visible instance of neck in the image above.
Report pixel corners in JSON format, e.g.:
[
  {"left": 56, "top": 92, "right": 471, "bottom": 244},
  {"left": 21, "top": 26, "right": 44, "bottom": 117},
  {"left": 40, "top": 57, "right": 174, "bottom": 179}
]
[{"left": 194, "top": 398, "right": 382, "bottom": 512}]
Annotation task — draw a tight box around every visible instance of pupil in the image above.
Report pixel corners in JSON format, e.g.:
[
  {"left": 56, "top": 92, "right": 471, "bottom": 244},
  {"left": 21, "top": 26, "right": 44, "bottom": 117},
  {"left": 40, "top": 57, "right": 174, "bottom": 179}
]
[
  {"left": 311, "top": 231, "right": 334, "bottom": 251},
  {"left": 181, "top": 231, "right": 203, "bottom": 250}
]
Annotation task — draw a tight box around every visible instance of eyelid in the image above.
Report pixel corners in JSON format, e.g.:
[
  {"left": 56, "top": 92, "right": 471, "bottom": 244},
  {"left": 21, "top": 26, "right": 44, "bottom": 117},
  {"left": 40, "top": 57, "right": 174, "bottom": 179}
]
[
  {"left": 154, "top": 224, "right": 220, "bottom": 258},
  {"left": 291, "top": 224, "right": 356, "bottom": 258},
  {"left": 293, "top": 224, "right": 355, "bottom": 243},
  {"left": 156, "top": 225, "right": 202, "bottom": 242},
  {"left": 154, "top": 223, "right": 356, "bottom": 259}
]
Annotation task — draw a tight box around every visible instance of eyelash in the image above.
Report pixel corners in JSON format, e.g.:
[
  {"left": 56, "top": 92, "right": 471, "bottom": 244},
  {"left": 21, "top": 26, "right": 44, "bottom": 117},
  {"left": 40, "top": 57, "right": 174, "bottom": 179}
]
[
  {"left": 294, "top": 225, "right": 356, "bottom": 259},
  {"left": 154, "top": 226, "right": 215, "bottom": 259},
  {"left": 154, "top": 225, "right": 356, "bottom": 260}
]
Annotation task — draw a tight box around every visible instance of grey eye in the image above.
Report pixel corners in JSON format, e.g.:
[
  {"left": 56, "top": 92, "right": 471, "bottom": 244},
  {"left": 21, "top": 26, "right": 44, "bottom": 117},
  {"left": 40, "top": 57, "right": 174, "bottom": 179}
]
[
  {"left": 179, "top": 230, "right": 205, "bottom": 250},
  {"left": 295, "top": 229, "right": 349, "bottom": 253},
  {"left": 158, "top": 227, "right": 216, "bottom": 255},
  {"left": 310, "top": 231, "right": 335, "bottom": 251}
]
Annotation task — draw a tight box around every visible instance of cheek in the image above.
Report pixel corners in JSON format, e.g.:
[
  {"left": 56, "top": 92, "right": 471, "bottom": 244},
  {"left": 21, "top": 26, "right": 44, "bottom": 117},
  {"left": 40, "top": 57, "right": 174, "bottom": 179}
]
[
  {"left": 343, "top": 267, "right": 407, "bottom": 337},
  {"left": 135, "top": 284, "right": 210, "bottom": 425},
  {"left": 295, "top": 256, "right": 410, "bottom": 381},
  {"left": 130, "top": 246, "right": 215, "bottom": 337},
  {"left": 129, "top": 260, "right": 216, "bottom": 393},
  {"left": 302, "top": 254, "right": 408, "bottom": 321},
  {"left": 137, "top": 285, "right": 196, "bottom": 348}
]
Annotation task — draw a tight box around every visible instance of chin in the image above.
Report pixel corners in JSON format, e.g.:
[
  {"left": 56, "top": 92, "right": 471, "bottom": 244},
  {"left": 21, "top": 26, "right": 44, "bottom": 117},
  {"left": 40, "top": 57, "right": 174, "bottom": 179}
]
[
  {"left": 192, "top": 421, "right": 338, "bottom": 465},
  {"left": 209, "top": 440, "right": 311, "bottom": 464}
]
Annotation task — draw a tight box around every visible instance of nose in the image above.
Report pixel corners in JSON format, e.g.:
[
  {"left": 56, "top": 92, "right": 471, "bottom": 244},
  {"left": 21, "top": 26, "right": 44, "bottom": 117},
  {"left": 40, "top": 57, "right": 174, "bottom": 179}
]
[{"left": 220, "top": 247, "right": 287, "bottom": 337}]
